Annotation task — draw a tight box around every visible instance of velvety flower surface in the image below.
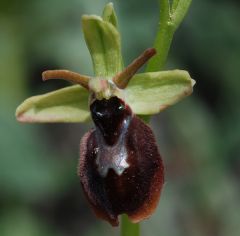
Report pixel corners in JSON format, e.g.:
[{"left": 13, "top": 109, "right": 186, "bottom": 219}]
[{"left": 79, "top": 96, "right": 164, "bottom": 226}]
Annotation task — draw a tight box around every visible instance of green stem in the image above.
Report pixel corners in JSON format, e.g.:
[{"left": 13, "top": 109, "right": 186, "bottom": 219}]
[
  {"left": 146, "top": 0, "right": 192, "bottom": 72},
  {"left": 146, "top": 0, "right": 174, "bottom": 72},
  {"left": 121, "top": 215, "right": 140, "bottom": 236}
]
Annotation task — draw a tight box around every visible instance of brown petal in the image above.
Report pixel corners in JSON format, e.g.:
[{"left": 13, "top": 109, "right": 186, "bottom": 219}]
[
  {"left": 78, "top": 114, "right": 164, "bottom": 226},
  {"left": 42, "top": 70, "right": 90, "bottom": 90},
  {"left": 113, "top": 48, "right": 156, "bottom": 89}
]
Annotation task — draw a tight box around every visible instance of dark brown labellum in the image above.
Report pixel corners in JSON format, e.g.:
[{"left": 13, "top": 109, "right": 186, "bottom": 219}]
[{"left": 78, "top": 97, "right": 164, "bottom": 226}]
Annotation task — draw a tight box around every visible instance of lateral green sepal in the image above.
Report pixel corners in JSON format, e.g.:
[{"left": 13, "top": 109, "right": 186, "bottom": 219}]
[
  {"left": 125, "top": 70, "right": 195, "bottom": 115},
  {"left": 16, "top": 85, "right": 90, "bottom": 123}
]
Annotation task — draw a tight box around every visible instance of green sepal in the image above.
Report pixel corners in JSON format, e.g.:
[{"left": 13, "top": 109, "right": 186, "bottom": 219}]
[
  {"left": 16, "top": 85, "right": 90, "bottom": 123},
  {"left": 102, "top": 2, "right": 118, "bottom": 27},
  {"left": 125, "top": 70, "right": 195, "bottom": 115},
  {"left": 82, "top": 14, "right": 123, "bottom": 77}
]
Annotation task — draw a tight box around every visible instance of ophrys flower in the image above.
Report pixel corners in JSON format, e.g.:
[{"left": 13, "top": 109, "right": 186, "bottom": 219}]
[{"left": 16, "top": 2, "right": 195, "bottom": 226}]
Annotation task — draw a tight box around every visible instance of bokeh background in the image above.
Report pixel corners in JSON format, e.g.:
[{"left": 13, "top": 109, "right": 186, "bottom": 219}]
[{"left": 1, "top": 0, "right": 240, "bottom": 235}]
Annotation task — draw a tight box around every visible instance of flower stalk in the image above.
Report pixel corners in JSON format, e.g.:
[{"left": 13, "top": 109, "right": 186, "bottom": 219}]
[{"left": 121, "top": 215, "right": 140, "bottom": 236}]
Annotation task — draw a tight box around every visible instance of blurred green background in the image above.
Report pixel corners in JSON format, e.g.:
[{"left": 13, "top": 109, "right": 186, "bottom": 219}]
[{"left": 0, "top": 0, "right": 240, "bottom": 235}]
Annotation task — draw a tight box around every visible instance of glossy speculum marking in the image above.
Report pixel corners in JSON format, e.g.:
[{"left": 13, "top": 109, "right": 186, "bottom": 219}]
[{"left": 90, "top": 97, "right": 132, "bottom": 176}]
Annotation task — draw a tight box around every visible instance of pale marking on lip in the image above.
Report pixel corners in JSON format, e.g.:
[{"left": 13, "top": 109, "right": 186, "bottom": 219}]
[{"left": 95, "top": 116, "right": 131, "bottom": 177}]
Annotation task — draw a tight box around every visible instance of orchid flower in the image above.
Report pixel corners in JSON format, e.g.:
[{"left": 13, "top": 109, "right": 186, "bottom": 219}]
[{"left": 16, "top": 2, "right": 194, "bottom": 228}]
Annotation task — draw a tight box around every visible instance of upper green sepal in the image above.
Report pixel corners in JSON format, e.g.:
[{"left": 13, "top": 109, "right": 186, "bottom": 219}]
[
  {"left": 82, "top": 5, "right": 123, "bottom": 78},
  {"left": 16, "top": 85, "right": 90, "bottom": 123},
  {"left": 102, "top": 2, "right": 118, "bottom": 27},
  {"left": 125, "top": 70, "right": 195, "bottom": 115}
]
